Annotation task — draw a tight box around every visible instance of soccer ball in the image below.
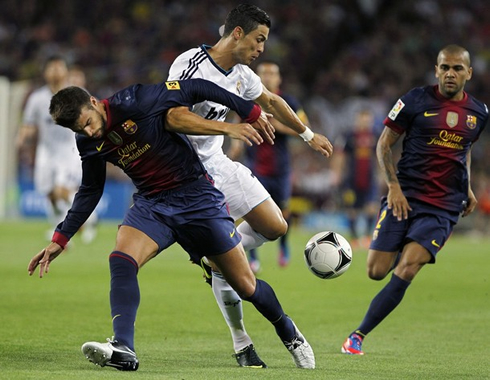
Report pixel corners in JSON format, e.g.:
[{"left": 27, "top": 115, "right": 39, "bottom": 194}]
[{"left": 304, "top": 231, "right": 352, "bottom": 279}]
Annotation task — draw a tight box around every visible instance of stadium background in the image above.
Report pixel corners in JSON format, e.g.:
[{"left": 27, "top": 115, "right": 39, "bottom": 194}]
[{"left": 1, "top": 0, "right": 489, "bottom": 235}]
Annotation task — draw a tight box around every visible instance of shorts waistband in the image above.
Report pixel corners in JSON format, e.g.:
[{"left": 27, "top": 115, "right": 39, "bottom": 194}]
[{"left": 146, "top": 174, "right": 211, "bottom": 200}]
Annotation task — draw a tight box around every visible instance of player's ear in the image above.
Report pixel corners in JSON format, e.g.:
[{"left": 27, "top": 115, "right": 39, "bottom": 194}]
[
  {"left": 466, "top": 67, "right": 473, "bottom": 81},
  {"left": 90, "top": 96, "right": 98, "bottom": 107},
  {"left": 434, "top": 64, "right": 439, "bottom": 79},
  {"left": 233, "top": 26, "right": 244, "bottom": 40}
]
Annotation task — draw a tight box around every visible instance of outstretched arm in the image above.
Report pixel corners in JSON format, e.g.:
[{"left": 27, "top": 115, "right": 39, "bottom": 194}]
[
  {"left": 27, "top": 156, "right": 106, "bottom": 278},
  {"left": 255, "top": 86, "right": 333, "bottom": 157},
  {"left": 28, "top": 242, "right": 64, "bottom": 278},
  {"left": 376, "top": 126, "right": 411, "bottom": 220}
]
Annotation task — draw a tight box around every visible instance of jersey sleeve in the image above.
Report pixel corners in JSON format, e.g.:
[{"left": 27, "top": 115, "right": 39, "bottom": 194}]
[
  {"left": 167, "top": 52, "right": 190, "bottom": 81},
  {"left": 52, "top": 155, "right": 106, "bottom": 247},
  {"left": 180, "top": 79, "right": 261, "bottom": 122},
  {"left": 241, "top": 66, "right": 263, "bottom": 101},
  {"left": 384, "top": 88, "right": 421, "bottom": 134},
  {"left": 22, "top": 92, "right": 39, "bottom": 126}
]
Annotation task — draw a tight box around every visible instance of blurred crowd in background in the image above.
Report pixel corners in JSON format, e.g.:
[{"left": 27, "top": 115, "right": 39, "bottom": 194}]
[{"left": 2, "top": 0, "right": 490, "bottom": 235}]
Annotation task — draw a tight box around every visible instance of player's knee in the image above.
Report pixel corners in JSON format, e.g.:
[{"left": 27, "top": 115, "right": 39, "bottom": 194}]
[
  {"left": 367, "top": 266, "right": 389, "bottom": 281},
  {"left": 232, "top": 277, "right": 256, "bottom": 299},
  {"left": 264, "top": 218, "right": 288, "bottom": 240},
  {"left": 394, "top": 264, "right": 422, "bottom": 282}
]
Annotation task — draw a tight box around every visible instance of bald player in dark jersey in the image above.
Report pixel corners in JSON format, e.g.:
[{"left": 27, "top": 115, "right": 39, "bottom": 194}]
[
  {"left": 27, "top": 79, "right": 314, "bottom": 371},
  {"left": 341, "top": 44, "right": 488, "bottom": 355}
]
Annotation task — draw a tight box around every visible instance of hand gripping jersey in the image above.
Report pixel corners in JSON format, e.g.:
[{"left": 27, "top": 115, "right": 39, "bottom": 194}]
[
  {"left": 53, "top": 79, "right": 260, "bottom": 245},
  {"left": 384, "top": 85, "right": 488, "bottom": 213},
  {"left": 168, "top": 45, "right": 263, "bottom": 163}
]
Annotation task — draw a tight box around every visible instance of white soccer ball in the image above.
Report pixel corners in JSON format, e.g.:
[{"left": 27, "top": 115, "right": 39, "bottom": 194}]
[{"left": 304, "top": 231, "right": 353, "bottom": 279}]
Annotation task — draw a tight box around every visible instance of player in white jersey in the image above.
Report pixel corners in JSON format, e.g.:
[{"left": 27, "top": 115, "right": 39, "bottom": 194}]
[
  {"left": 18, "top": 56, "right": 96, "bottom": 242},
  {"left": 168, "top": 4, "right": 333, "bottom": 369}
]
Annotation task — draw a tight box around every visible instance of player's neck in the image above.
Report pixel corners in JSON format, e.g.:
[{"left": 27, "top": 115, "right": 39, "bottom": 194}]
[{"left": 207, "top": 40, "right": 238, "bottom": 71}]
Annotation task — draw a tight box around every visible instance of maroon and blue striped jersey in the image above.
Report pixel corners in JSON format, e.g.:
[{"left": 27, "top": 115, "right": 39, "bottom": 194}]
[
  {"left": 54, "top": 79, "right": 260, "bottom": 242},
  {"left": 384, "top": 85, "right": 488, "bottom": 213}
]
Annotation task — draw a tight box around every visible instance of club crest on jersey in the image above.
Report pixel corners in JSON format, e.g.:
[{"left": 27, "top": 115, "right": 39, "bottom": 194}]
[
  {"left": 388, "top": 99, "right": 405, "bottom": 121},
  {"left": 236, "top": 81, "right": 242, "bottom": 95},
  {"left": 122, "top": 120, "right": 138, "bottom": 134},
  {"left": 108, "top": 131, "right": 123, "bottom": 145},
  {"left": 165, "top": 81, "right": 181, "bottom": 90},
  {"left": 446, "top": 112, "right": 458, "bottom": 128},
  {"left": 466, "top": 115, "right": 477, "bottom": 129}
]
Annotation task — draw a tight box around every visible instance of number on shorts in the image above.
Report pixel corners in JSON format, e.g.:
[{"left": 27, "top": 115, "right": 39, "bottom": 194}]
[{"left": 375, "top": 209, "right": 387, "bottom": 229}]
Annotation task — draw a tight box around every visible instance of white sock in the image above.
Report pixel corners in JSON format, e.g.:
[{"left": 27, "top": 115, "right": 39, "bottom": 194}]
[
  {"left": 236, "top": 221, "right": 271, "bottom": 251},
  {"left": 211, "top": 270, "right": 252, "bottom": 352}
]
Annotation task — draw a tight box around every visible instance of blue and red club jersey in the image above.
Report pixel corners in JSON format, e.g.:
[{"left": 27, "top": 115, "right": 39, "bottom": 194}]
[
  {"left": 384, "top": 85, "right": 488, "bottom": 213},
  {"left": 245, "top": 93, "right": 300, "bottom": 177},
  {"left": 56, "top": 79, "right": 257, "bottom": 240}
]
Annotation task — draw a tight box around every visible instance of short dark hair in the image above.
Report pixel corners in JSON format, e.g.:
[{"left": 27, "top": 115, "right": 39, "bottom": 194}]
[
  {"left": 222, "top": 4, "right": 271, "bottom": 37},
  {"left": 49, "top": 86, "right": 92, "bottom": 129}
]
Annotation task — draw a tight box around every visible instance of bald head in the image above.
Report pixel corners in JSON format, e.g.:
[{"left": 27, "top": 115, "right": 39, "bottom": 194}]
[{"left": 437, "top": 45, "right": 471, "bottom": 67}]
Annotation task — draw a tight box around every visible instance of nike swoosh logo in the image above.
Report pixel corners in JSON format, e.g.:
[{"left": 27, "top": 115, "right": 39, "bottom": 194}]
[
  {"left": 96, "top": 141, "right": 105, "bottom": 151},
  {"left": 424, "top": 111, "right": 438, "bottom": 117},
  {"left": 230, "top": 229, "right": 236, "bottom": 238},
  {"left": 431, "top": 239, "right": 440, "bottom": 247}
]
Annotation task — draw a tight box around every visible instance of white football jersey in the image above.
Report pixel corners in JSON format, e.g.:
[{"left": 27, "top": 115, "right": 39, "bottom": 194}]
[
  {"left": 168, "top": 45, "right": 263, "bottom": 162},
  {"left": 22, "top": 85, "right": 79, "bottom": 161}
]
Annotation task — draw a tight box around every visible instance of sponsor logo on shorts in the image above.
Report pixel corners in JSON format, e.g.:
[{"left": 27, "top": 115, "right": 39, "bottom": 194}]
[
  {"left": 229, "top": 229, "right": 236, "bottom": 238},
  {"left": 96, "top": 141, "right": 105, "bottom": 151},
  {"left": 431, "top": 239, "right": 440, "bottom": 248}
]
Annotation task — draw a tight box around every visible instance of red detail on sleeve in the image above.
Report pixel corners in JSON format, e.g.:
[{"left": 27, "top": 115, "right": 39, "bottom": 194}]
[
  {"left": 52, "top": 231, "right": 69, "bottom": 249},
  {"left": 384, "top": 118, "right": 405, "bottom": 135},
  {"left": 244, "top": 104, "right": 261, "bottom": 123}
]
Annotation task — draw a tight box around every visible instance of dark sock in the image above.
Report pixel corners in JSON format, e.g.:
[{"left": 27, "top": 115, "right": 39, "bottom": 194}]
[
  {"left": 109, "top": 251, "right": 140, "bottom": 351},
  {"left": 356, "top": 273, "right": 410, "bottom": 336},
  {"left": 243, "top": 279, "right": 295, "bottom": 342}
]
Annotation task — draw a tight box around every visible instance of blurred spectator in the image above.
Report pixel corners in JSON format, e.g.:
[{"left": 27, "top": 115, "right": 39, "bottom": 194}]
[
  {"left": 2, "top": 0, "right": 489, "bottom": 220},
  {"left": 334, "top": 109, "right": 380, "bottom": 248}
]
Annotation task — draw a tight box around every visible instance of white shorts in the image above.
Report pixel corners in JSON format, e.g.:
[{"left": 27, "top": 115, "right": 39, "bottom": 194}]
[
  {"left": 34, "top": 150, "right": 82, "bottom": 195},
  {"left": 204, "top": 154, "right": 270, "bottom": 221}
]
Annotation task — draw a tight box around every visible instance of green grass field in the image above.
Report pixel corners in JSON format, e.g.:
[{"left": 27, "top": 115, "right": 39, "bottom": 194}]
[{"left": 1, "top": 220, "right": 489, "bottom": 379}]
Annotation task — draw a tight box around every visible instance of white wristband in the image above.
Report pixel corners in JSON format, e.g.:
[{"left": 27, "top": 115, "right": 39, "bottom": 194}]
[{"left": 299, "top": 126, "right": 314, "bottom": 142}]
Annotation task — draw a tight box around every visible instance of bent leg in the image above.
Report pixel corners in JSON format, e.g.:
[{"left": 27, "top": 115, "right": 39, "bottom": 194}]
[
  {"left": 238, "top": 198, "right": 288, "bottom": 251},
  {"left": 208, "top": 244, "right": 295, "bottom": 343},
  {"left": 110, "top": 226, "right": 159, "bottom": 350},
  {"left": 366, "top": 249, "right": 399, "bottom": 280},
  {"left": 356, "top": 242, "right": 431, "bottom": 337}
]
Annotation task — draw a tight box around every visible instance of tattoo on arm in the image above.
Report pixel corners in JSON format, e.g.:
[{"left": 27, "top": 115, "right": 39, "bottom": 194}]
[{"left": 377, "top": 128, "right": 401, "bottom": 186}]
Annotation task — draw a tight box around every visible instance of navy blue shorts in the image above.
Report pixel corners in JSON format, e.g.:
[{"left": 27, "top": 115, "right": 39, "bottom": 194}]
[
  {"left": 121, "top": 176, "right": 241, "bottom": 264},
  {"left": 370, "top": 198, "right": 457, "bottom": 263},
  {"left": 256, "top": 173, "right": 291, "bottom": 209}
]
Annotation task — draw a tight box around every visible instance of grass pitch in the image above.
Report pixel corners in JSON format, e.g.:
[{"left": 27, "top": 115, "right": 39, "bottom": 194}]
[{"left": 1, "top": 219, "right": 489, "bottom": 379}]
